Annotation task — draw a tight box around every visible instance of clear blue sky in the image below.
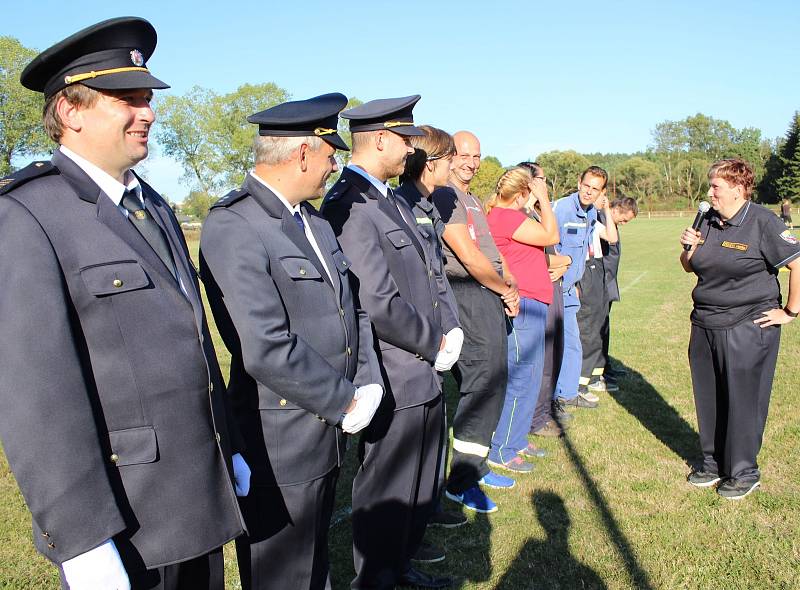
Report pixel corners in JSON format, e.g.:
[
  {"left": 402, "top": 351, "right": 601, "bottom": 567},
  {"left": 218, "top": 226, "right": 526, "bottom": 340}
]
[{"left": 6, "top": 0, "right": 799, "bottom": 202}]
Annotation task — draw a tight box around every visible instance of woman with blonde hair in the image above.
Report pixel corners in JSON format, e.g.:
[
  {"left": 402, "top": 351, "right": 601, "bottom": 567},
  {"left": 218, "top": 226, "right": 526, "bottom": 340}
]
[{"left": 486, "top": 166, "right": 560, "bottom": 472}]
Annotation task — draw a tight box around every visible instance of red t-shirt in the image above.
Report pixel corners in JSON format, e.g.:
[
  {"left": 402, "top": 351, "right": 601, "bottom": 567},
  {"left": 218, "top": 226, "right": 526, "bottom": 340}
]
[{"left": 487, "top": 207, "right": 552, "bottom": 305}]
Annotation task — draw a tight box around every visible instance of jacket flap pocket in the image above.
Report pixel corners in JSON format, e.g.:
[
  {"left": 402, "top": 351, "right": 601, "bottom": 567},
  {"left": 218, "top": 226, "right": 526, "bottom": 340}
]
[
  {"left": 279, "top": 256, "right": 322, "bottom": 280},
  {"left": 108, "top": 426, "right": 158, "bottom": 466},
  {"left": 385, "top": 228, "right": 413, "bottom": 249},
  {"left": 331, "top": 249, "right": 351, "bottom": 274},
  {"left": 80, "top": 260, "right": 150, "bottom": 296}
]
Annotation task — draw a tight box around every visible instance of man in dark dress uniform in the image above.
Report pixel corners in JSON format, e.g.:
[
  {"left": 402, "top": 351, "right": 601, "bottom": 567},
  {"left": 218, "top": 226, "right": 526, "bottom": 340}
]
[
  {"left": 322, "top": 96, "right": 459, "bottom": 590},
  {"left": 200, "top": 94, "right": 384, "bottom": 590},
  {"left": 0, "top": 17, "right": 249, "bottom": 590}
]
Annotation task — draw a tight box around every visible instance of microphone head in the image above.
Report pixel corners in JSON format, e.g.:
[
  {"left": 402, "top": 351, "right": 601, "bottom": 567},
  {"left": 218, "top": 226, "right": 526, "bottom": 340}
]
[{"left": 698, "top": 201, "right": 711, "bottom": 213}]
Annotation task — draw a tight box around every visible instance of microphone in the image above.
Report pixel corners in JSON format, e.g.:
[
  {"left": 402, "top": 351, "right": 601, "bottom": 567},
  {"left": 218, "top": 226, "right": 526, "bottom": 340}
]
[{"left": 684, "top": 201, "right": 711, "bottom": 251}]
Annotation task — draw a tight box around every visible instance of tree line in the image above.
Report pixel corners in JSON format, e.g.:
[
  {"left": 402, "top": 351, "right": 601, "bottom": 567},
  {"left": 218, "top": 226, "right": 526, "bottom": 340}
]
[{"left": 3, "top": 36, "right": 799, "bottom": 218}]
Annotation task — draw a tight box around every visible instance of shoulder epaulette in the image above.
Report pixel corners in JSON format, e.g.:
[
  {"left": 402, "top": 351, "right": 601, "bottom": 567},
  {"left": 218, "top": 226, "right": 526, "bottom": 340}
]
[
  {"left": 0, "top": 162, "right": 58, "bottom": 196},
  {"left": 322, "top": 176, "right": 352, "bottom": 206},
  {"left": 211, "top": 188, "right": 249, "bottom": 209}
]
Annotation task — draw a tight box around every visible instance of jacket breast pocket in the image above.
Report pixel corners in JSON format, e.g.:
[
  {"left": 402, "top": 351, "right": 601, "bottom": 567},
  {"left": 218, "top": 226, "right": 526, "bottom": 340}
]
[
  {"left": 108, "top": 426, "right": 158, "bottom": 466},
  {"left": 278, "top": 256, "right": 322, "bottom": 281},
  {"left": 331, "top": 249, "right": 351, "bottom": 275},
  {"left": 79, "top": 260, "right": 151, "bottom": 296},
  {"left": 385, "top": 228, "right": 414, "bottom": 250}
]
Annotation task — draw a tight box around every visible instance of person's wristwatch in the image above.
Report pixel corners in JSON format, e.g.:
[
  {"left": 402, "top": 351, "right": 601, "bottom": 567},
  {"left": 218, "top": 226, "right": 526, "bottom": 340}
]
[{"left": 784, "top": 306, "right": 798, "bottom": 318}]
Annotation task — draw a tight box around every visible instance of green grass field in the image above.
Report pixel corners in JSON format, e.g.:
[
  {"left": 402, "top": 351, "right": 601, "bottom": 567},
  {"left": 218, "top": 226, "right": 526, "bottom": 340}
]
[{"left": 2, "top": 217, "right": 799, "bottom": 589}]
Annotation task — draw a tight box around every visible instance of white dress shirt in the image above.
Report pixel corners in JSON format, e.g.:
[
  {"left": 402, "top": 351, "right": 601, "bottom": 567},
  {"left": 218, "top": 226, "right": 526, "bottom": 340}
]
[{"left": 250, "top": 173, "right": 333, "bottom": 283}]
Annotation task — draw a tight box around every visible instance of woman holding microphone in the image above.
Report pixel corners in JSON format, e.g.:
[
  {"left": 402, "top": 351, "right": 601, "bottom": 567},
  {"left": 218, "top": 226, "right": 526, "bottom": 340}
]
[{"left": 680, "top": 158, "right": 800, "bottom": 500}]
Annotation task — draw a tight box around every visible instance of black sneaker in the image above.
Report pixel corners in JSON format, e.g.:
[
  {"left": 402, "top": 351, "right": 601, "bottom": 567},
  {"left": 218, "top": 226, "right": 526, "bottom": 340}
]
[
  {"left": 532, "top": 419, "right": 565, "bottom": 437},
  {"left": 558, "top": 392, "right": 599, "bottom": 409},
  {"left": 687, "top": 470, "right": 721, "bottom": 488},
  {"left": 411, "top": 541, "right": 445, "bottom": 563},
  {"left": 551, "top": 399, "right": 574, "bottom": 422},
  {"left": 717, "top": 478, "right": 760, "bottom": 500},
  {"left": 428, "top": 509, "right": 467, "bottom": 528}
]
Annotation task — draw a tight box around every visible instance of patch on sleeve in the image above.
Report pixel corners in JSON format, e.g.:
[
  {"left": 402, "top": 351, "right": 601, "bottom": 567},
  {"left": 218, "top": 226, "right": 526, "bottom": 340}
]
[{"left": 779, "top": 230, "right": 798, "bottom": 245}]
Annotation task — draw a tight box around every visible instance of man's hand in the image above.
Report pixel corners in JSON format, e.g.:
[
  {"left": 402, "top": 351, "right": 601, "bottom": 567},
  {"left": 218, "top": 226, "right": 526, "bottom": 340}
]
[
  {"left": 232, "top": 453, "right": 251, "bottom": 497},
  {"left": 62, "top": 540, "right": 130, "bottom": 590},
  {"left": 435, "top": 327, "right": 464, "bottom": 371},
  {"left": 342, "top": 384, "right": 383, "bottom": 434}
]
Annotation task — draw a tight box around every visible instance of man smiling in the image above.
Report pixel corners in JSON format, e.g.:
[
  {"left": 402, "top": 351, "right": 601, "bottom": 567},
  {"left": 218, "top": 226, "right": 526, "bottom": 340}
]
[{"left": 0, "top": 17, "right": 248, "bottom": 590}]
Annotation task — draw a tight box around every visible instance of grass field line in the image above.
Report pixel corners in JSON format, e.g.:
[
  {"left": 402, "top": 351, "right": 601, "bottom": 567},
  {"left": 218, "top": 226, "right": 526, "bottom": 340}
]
[{"left": 619, "top": 271, "right": 648, "bottom": 295}]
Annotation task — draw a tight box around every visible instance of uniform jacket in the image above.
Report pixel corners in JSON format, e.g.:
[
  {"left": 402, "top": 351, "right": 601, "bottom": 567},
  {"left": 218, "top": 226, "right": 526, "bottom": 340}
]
[
  {"left": 395, "top": 182, "right": 460, "bottom": 334},
  {"left": 200, "top": 174, "right": 383, "bottom": 486},
  {"left": 0, "top": 151, "right": 245, "bottom": 570},
  {"left": 322, "top": 167, "right": 446, "bottom": 410},
  {"left": 599, "top": 211, "right": 622, "bottom": 302},
  {"left": 553, "top": 191, "right": 597, "bottom": 306}
]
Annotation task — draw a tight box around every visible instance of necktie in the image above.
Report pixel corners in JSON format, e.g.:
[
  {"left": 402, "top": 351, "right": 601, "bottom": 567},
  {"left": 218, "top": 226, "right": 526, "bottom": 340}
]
[
  {"left": 293, "top": 211, "right": 305, "bottom": 232},
  {"left": 120, "top": 190, "right": 177, "bottom": 280},
  {"left": 387, "top": 188, "right": 413, "bottom": 229}
]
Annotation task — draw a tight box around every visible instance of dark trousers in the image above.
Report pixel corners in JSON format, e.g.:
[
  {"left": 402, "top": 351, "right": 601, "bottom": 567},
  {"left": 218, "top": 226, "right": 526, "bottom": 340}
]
[
  {"left": 576, "top": 259, "right": 607, "bottom": 385},
  {"left": 446, "top": 280, "right": 508, "bottom": 494},
  {"left": 601, "top": 302, "right": 612, "bottom": 372},
  {"left": 236, "top": 470, "right": 339, "bottom": 590},
  {"left": 531, "top": 280, "right": 564, "bottom": 432},
  {"left": 61, "top": 548, "right": 224, "bottom": 590},
  {"left": 689, "top": 321, "right": 780, "bottom": 483},
  {"left": 352, "top": 395, "right": 445, "bottom": 590}
]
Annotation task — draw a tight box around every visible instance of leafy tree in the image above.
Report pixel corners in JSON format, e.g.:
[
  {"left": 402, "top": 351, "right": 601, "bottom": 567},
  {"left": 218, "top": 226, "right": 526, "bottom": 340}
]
[
  {"left": 776, "top": 111, "right": 800, "bottom": 202},
  {"left": 155, "top": 83, "right": 290, "bottom": 197},
  {"left": 470, "top": 155, "right": 504, "bottom": 200},
  {"left": 616, "top": 157, "right": 660, "bottom": 211},
  {"left": 674, "top": 156, "right": 711, "bottom": 209},
  {"left": 0, "top": 37, "right": 50, "bottom": 175},
  {"left": 180, "top": 190, "right": 217, "bottom": 220},
  {"left": 536, "top": 150, "right": 590, "bottom": 199}
]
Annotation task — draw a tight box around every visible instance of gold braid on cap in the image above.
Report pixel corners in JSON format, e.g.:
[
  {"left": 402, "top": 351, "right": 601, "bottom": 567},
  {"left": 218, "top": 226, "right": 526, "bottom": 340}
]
[
  {"left": 313, "top": 127, "right": 336, "bottom": 136},
  {"left": 64, "top": 66, "right": 150, "bottom": 85},
  {"left": 384, "top": 121, "right": 413, "bottom": 129}
]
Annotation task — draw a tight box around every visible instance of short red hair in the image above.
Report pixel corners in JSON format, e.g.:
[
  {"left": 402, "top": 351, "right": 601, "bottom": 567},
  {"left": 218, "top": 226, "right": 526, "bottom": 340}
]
[{"left": 708, "top": 158, "right": 754, "bottom": 199}]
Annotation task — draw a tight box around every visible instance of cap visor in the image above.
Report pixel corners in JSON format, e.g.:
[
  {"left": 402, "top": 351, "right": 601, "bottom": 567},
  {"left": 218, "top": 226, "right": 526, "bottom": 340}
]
[
  {"left": 324, "top": 133, "right": 350, "bottom": 151},
  {"left": 82, "top": 71, "right": 170, "bottom": 91},
  {"left": 388, "top": 125, "right": 424, "bottom": 137}
]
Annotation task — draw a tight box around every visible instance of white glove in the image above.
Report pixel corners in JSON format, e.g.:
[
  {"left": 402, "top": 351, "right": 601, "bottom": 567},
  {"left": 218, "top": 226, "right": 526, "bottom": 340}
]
[
  {"left": 341, "top": 384, "right": 383, "bottom": 434},
  {"left": 62, "top": 539, "right": 130, "bottom": 590},
  {"left": 232, "top": 452, "right": 251, "bottom": 497},
  {"left": 434, "top": 327, "right": 464, "bottom": 372}
]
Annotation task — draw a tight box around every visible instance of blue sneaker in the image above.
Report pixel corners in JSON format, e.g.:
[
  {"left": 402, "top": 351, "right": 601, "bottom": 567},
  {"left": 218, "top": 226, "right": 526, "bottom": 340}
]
[
  {"left": 445, "top": 485, "right": 498, "bottom": 513},
  {"left": 478, "top": 470, "right": 515, "bottom": 489}
]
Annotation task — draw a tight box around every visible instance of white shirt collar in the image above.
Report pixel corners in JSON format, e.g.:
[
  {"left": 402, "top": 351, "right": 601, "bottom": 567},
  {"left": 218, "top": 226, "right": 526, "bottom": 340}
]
[
  {"left": 59, "top": 145, "right": 141, "bottom": 206},
  {"left": 347, "top": 164, "right": 389, "bottom": 198},
  {"left": 250, "top": 172, "right": 301, "bottom": 216}
]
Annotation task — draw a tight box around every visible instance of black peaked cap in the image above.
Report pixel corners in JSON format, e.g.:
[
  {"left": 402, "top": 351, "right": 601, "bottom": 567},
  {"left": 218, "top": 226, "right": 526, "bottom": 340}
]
[
  {"left": 21, "top": 16, "right": 169, "bottom": 98},
  {"left": 247, "top": 93, "right": 350, "bottom": 151},
  {"left": 341, "top": 95, "right": 424, "bottom": 136}
]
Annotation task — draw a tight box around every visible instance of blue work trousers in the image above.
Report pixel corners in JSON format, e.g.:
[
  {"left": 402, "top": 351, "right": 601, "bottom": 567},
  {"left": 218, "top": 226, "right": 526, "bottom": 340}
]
[
  {"left": 555, "top": 287, "right": 582, "bottom": 400},
  {"left": 489, "top": 297, "right": 547, "bottom": 464}
]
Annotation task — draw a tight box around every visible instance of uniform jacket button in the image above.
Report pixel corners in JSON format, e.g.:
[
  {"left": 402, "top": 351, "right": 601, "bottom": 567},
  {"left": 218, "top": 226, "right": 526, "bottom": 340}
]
[
  {"left": 47, "top": 542, "right": 55, "bottom": 549},
  {"left": 299, "top": 268, "right": 306, "bottom": 275},
  {"left": 346, "top": 347, "right": 352, "bottom": 355},
  {"left": 209, "top": 383, "right": 214, "bottom": 393},
  {"left": 110, "top": 453, "right": 119, "bottom": 464},
  {"left": 279, "top": 399, "right": 287, "bottom": 406},
  {"left": 112, "top": 279, "right": 123, "bottom": 287},
  {"left": 41, "top": 531, "right": 50, "bottom": 538},
  {"left": 215, "top": 432, "right": 221, "bottom": 443}
]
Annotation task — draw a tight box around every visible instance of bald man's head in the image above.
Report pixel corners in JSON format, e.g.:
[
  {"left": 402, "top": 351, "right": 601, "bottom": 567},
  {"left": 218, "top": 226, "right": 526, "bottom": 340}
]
[{"left": 451, "top": 130, "right": 481, "bottom": 186}]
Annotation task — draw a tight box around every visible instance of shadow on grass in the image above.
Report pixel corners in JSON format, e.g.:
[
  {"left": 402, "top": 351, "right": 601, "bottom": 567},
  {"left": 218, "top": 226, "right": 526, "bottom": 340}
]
[
  {"left": 495, "top": 491, "right": 606, "bottom": 590},
  {"left": 556, "top": 418, "right": 655, "bottom": 590},
  {"left": 608, "top": 358, "right": 700, "bottom": 466}
]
